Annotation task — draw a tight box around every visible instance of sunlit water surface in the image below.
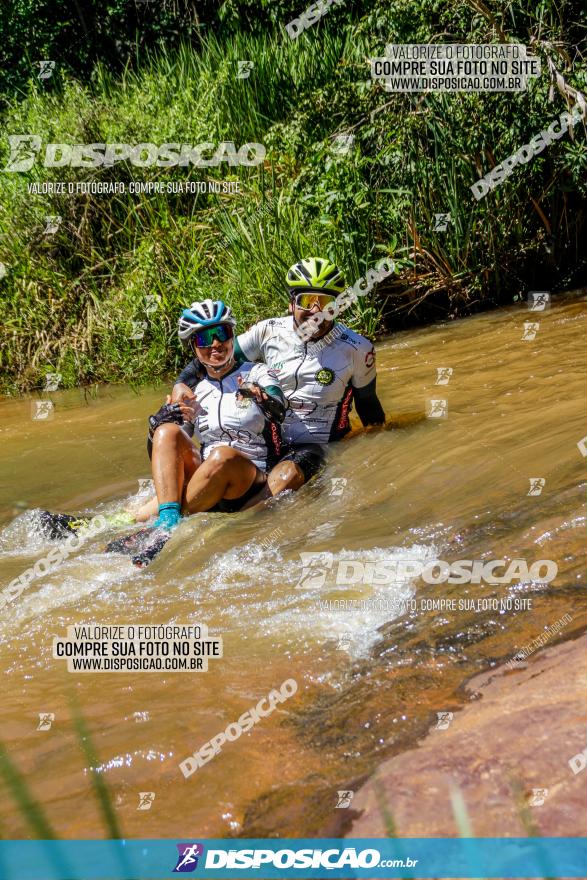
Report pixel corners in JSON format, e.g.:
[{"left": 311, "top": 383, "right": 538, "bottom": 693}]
[{"left": 0, "top": 292, "right": 585, "bottom": 838}]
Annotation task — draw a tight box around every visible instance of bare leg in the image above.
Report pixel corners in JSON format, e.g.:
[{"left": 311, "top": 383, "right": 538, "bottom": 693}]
[
  {"left": 241, "top": 459, "right": 305, "bottom": 510},
  {"left": 133, "top": 424, "right": 200, "bottom": 522},
  {"left": 153, "top": 423, "right": 200, "bottom": 503},
  {"left": 184, "top": 446, "right": 260, "bottom": 513}
]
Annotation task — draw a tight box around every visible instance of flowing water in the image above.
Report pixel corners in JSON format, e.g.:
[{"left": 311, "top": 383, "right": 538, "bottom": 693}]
[{"left": 0, "top": 291, "right": 586, "bottom": 839}]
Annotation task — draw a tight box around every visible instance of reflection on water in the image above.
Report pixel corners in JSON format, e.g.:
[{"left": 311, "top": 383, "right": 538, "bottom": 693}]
[{"left": 0, "top": 291, "right": 585, "bottom": 837}]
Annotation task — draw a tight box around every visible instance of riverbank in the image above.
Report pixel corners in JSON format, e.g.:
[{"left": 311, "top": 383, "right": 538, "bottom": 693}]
[{"left": 1, "top": 1, "right": 585, "bottom": 394}]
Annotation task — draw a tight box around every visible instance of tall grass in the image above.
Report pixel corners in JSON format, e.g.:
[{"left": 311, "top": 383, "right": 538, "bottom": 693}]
[
  {"left": 0, "top": 718, "right": 565, "bottom": 879},
  {"left": 0, "top": 2, "right": 585, "bottom": 393},
  {"left": 0, "top": 692, "right": 139, "bottom": 878}
]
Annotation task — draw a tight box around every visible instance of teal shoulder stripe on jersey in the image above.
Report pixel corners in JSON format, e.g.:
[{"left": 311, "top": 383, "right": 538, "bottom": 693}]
[{"left": 234, "top": 337, "right": 247, "bottom": 364}]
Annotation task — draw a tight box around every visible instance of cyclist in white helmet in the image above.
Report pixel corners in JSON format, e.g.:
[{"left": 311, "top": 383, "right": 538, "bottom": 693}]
[
  {"left": 173, "top": 258, "right": 385, "bottom": 498},
  {"left": 123, "top": 299, "right": 286, "bottom": 565}
]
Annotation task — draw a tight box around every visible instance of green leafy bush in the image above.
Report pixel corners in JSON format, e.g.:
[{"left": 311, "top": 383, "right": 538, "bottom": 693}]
[{"left": 0, "top": 0, "right": 585, "bottom": 392}]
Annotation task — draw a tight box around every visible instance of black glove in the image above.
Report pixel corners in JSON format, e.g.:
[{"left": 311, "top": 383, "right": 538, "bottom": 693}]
[
  {"left": 148, "top": 403, "right": 184, "bottom": 441},
  {"left": 236, "top": 382, "right": 260, "bottom": 400},
  {"left": 238, "top": 383, "right": 286, "bottom": 424}
]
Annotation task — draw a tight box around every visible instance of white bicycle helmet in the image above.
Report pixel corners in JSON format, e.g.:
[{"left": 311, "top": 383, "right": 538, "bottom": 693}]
[{"left": 178, "top": 299, "right": 237, "bottom": 342}]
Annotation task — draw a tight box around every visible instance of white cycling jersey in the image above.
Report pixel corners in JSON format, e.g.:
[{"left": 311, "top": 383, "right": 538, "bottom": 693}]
[
  {"left": 236, "top": 316, "right": 377, "bottom": 445},
  {"left": 191, "top": 362, "right": 282, "bottom": 471}
]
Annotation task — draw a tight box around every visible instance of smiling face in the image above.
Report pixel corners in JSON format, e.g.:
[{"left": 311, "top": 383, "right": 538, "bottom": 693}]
[
  {"left": 192, "top": 336, "right": 235, "bottom": 374},
  {"left": 289, "top": 291, "right": 335, "bottom": 340}
]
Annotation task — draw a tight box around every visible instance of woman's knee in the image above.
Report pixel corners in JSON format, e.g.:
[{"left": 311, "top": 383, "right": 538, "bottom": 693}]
[
  {"left": 152, "top": 421, "right": 185, "bottom": 447},
  {"left": 206, "top": 446, "right": 242, "bottom": 468}
]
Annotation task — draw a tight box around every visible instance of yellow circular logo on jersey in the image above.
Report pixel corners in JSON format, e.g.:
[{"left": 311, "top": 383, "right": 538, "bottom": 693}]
[{"left": 315, "top": 368, "right": 335, "bottom": 386}]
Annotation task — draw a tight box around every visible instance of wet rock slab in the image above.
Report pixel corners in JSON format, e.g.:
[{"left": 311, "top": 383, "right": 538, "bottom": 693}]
[{"left": 347, "top": 631, "right": 587, "bottom": 837}]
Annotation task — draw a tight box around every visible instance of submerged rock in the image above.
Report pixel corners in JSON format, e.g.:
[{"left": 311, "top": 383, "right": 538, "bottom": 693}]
[{"left": 347, "top": 631, "right": 587, "bottom": 837}]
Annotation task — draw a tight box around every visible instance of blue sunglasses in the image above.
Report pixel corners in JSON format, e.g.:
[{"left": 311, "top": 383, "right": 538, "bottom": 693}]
[{"left": 191, "top": 324, "right": 234, "bottom": 348}]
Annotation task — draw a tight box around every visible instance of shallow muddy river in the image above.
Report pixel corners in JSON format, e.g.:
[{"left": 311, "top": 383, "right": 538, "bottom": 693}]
[{"left": 0, "top": 291, "right": 585, "bottom": 839}]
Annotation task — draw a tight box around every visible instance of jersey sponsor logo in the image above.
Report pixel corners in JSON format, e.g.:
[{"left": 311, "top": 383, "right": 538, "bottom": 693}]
[
  {"left": 288, "top": 397, "right": 318, "bottom": 415},
  {"left": 337, "top": 386, "right": 354, "bottom": 431},
  {"left": 270, "top": 421, "right": 281, "bottom": 457},
  {"left": 315, "top": 368, "right": 335, "bottom": 386},
  {"left": 365, "top": 348, "right": 375, "bottom": 368}
]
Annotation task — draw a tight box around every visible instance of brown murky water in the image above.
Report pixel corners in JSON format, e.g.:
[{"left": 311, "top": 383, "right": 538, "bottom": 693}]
[{"left": 0, "top": 291, "right": 585, "bottom": 839}]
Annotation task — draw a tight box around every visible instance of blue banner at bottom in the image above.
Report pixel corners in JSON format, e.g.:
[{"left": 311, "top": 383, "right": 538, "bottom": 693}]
[{"left": 0, "top": 837, "right": 585, "bottom": 879}]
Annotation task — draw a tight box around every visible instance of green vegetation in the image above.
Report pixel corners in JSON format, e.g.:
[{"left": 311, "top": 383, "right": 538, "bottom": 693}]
[{"left": 0, "top": 0, "right": 585, "bottom": 393}]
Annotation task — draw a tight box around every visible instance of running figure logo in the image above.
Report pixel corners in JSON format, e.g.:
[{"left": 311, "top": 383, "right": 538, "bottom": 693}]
[
  {"left": 433, "top": 213, "right": 451, "bottom": 232},
  {"left": 338, "top": 633, "right": 353, "bottom": 651},
  {"left": 4, "top": 135, "right": 42, "bottom": 172},
  {"left": 522, "top": 322, "right": 540, "bottom": 341},
  {"left": 297, "top": 552, "right": 333, "bottom": 589},
  {"left": 329, "top": 478, "right": 347, "bottom": 496},
  {"left": 137, "top": 792, "right": 155, "bottom": 810},
  {"left": 45, "top": 372, "right": 62, "bottom": 391},
  {"left": 427, "top": 399, "right": 448, "bottom": 419},
  {"left": 131, "top": 320, "right": 148, "bottom": 340},
  {"left": 37, "top": 60, "right": 56, "bottom": 80},
  {"left": 435, "top": 367, "right": 453, "bottom": 386},
  {"left": 237, "top": 61, "right": 254, "bottom": 78},
  {"left": 44, "top": 215, "right": 62, "bottom": 235},
  {"left": 528, "top": 788, "right": 549, "bottom": 807},
  {"left": 32, "top": 400, "right": 54, "bottom": 420},
  {"left": 527, "top": 478, "right": 545, "bottom": 496},
  {"left": 37, "top": 713, "right": 55, "bottom": 731},
  {"left": 335, "top": 791, "right": 354, "bottom": 808},
  {"left": 173, "top": 843, "right": 204, "bottom": 872},
  {"left": 332, "top": 134, "right": 355, "bottom": 155},
  {"left": 145, "top": 293, "right": 161, "bottom": 315},
  {"left": 527, "top": 291, "right": 550, "bottom": 311},
  {"left": 435, "top": 711, "right": 453, "bottom": 730}
]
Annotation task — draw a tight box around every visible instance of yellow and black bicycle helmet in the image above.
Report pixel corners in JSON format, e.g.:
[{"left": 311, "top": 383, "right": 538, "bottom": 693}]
[{"left": 286, "top": 257, "right": 346, "bottom": 296}]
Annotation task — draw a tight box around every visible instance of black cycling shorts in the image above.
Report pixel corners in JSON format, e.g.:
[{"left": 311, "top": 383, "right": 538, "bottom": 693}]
[
  {"left": 278, "top": 443, "right": 327, "bottom": 483},
  {"left": 210, "top": 468, "right": 267, "bottom": 514}
]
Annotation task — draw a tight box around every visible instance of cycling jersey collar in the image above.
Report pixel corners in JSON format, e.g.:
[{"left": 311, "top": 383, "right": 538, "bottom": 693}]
[
  {"left": 290, "top": 313, "right": 337, "bottom": 346},
  {"left": 305, "top": 323, "right": 342, "bottom": 353}
]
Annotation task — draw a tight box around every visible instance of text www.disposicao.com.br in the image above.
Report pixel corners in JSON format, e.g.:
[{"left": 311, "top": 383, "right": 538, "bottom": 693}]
[{"left": 70, "top": 657, "right": 199, "bottom": 671}]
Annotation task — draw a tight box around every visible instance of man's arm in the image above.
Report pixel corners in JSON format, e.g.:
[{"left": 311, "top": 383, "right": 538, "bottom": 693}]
[
  {"left": 171, "top": 359, "right": 202, "bottom": 404},
  {"left": 351, "top": 340, "right": 385, "bottom": 426},
  {"left": 175, "top": 359, "right": 202, "bottom": 390},
  {"left": 238, "top": 382, "right": 286, "bottom": 423},
  {"left": 354, "top": 378, "right": 385, "bottom": 425},
  {"left": 237, "top": 364, "right": 286, "bottom": 423}
]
